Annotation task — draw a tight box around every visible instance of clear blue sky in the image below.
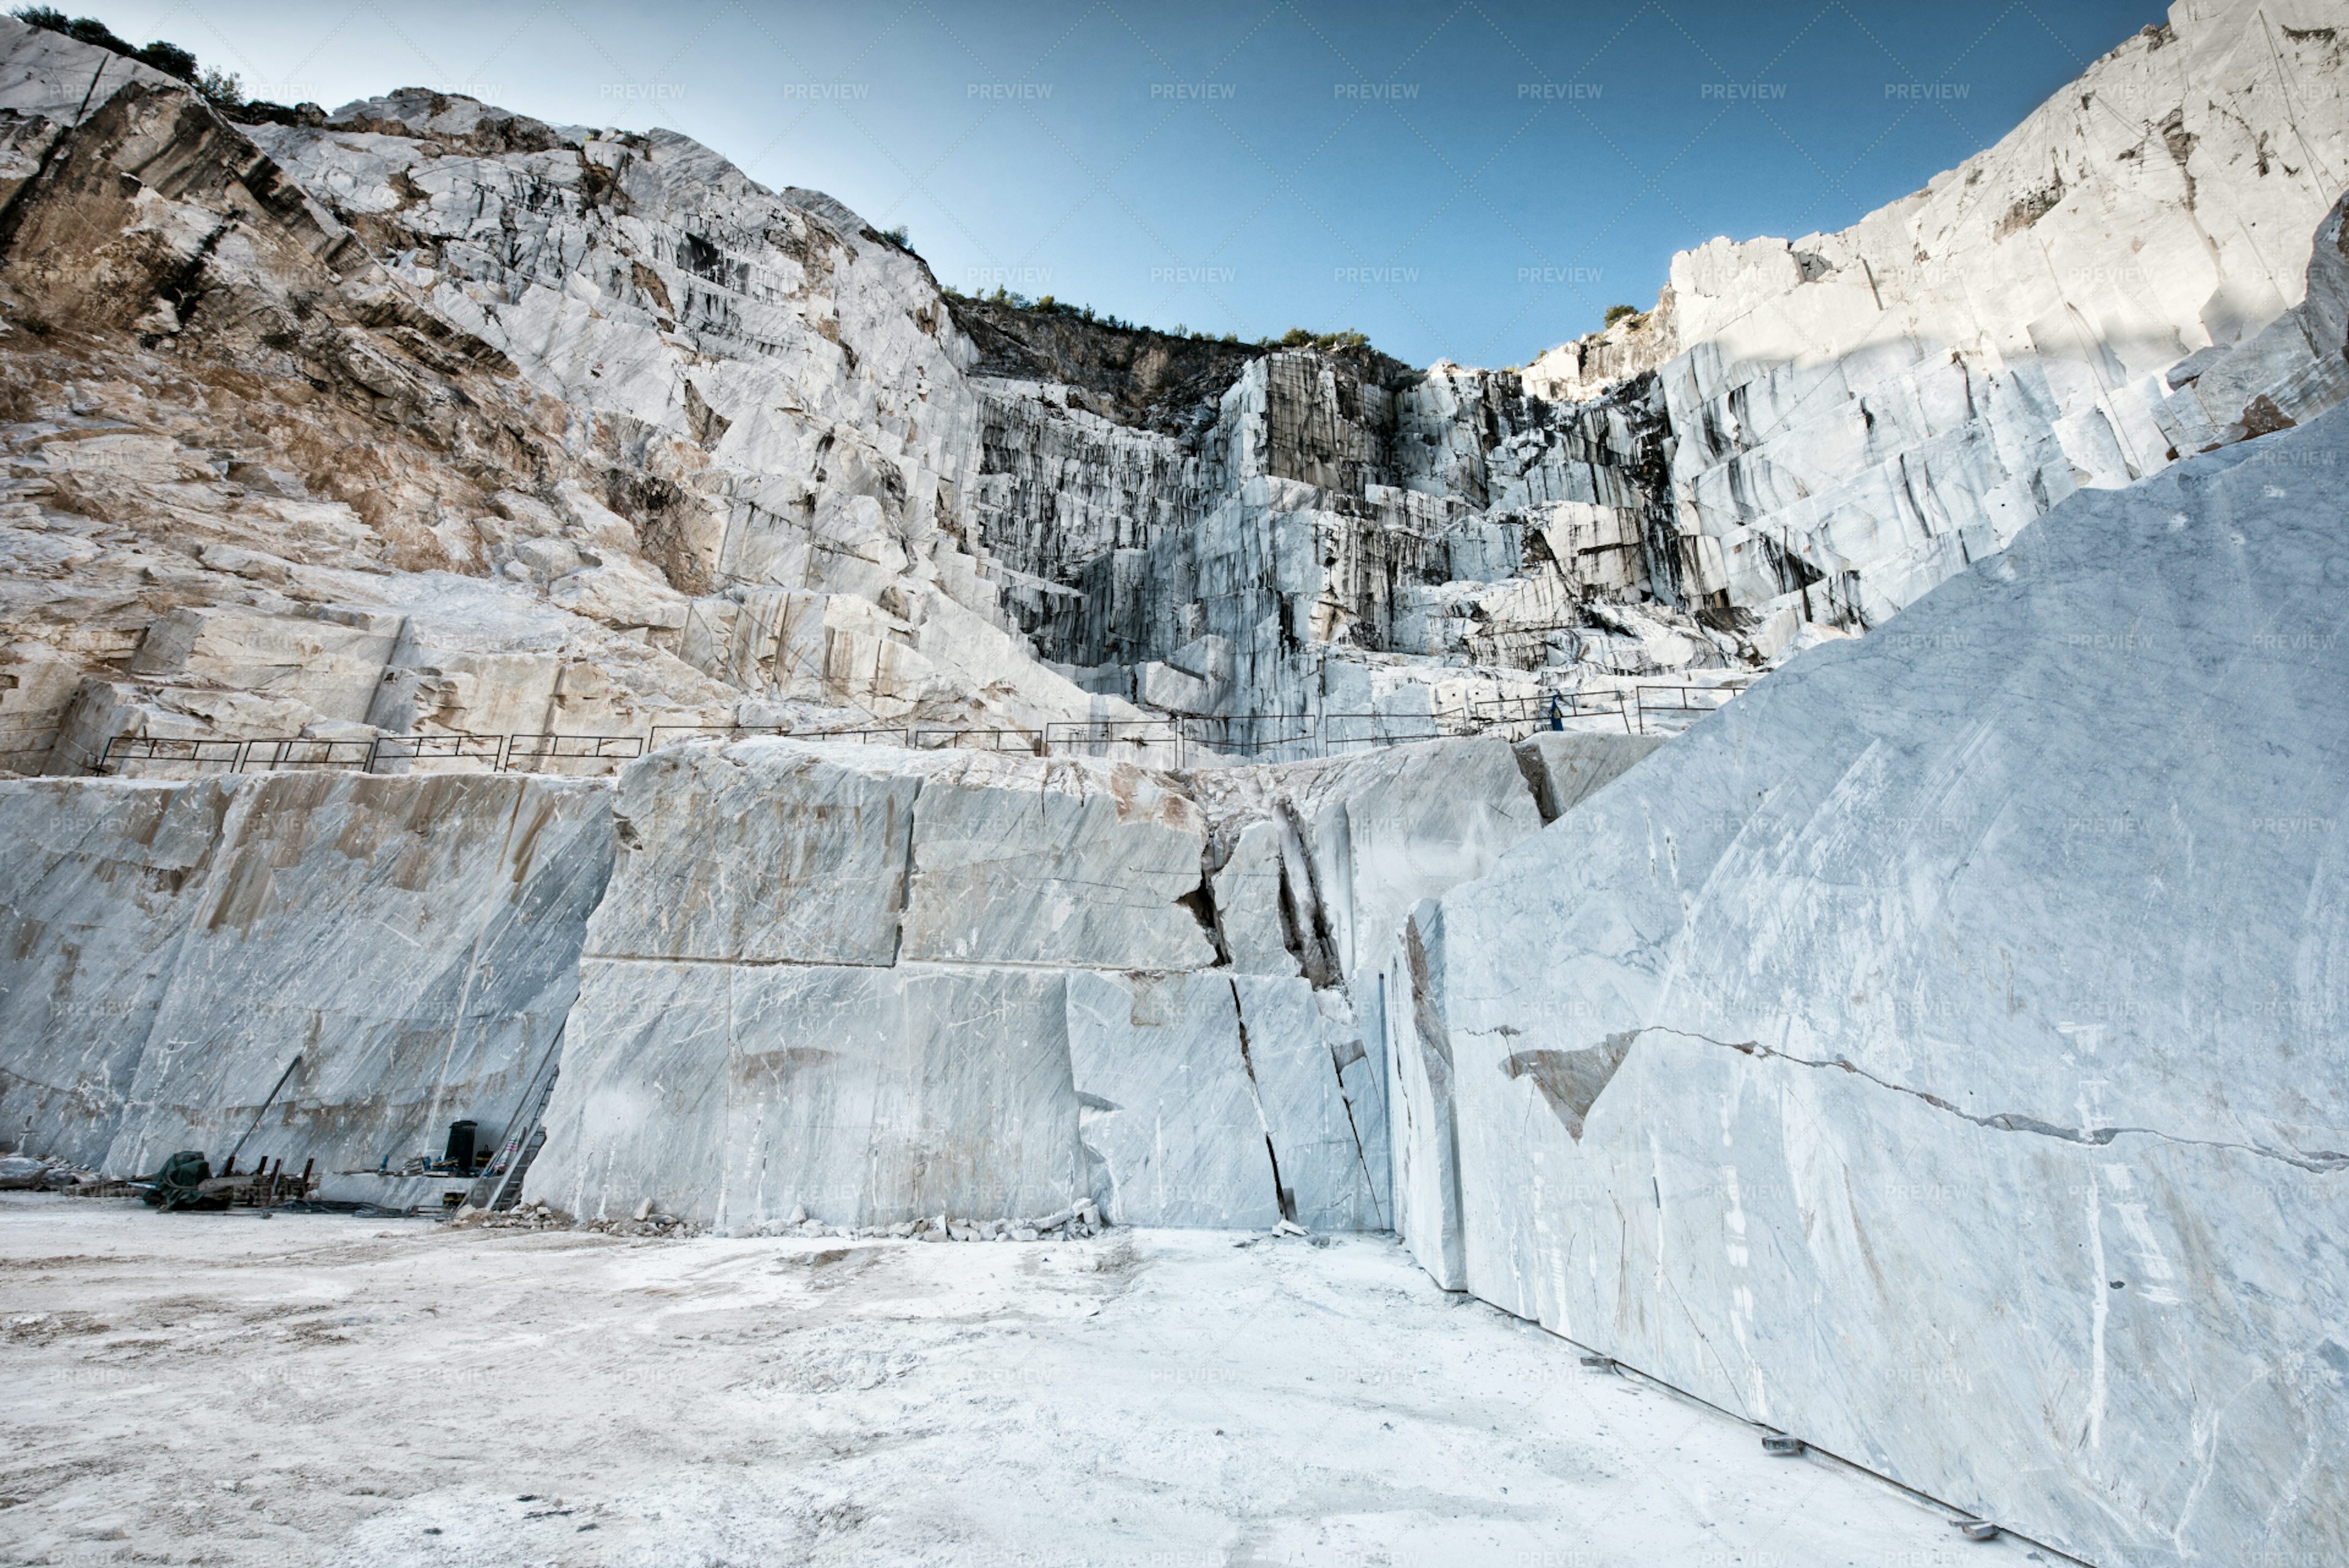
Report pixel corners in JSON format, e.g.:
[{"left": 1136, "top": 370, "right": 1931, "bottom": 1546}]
[{"left": 97, "top": 1, "right": 2166, "bottom": 366}]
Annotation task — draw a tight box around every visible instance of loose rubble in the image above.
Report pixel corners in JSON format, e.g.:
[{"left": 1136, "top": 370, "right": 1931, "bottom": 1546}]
[
  {"left": 0, "top": 1153, "right": 91, "bottom": 1189},
  {"left": 447, "top": 1196, "right": 1108, "bottom": 1244}
]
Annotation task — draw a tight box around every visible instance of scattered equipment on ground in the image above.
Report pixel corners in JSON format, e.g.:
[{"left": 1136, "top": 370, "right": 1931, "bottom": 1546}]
[
  {"left": 141, "top": 1150, "right": 223, "bottom": 1211},
  {"left": 225, "top": 1054, "right": 302, "bottom": 1171},
  {"left": 134, "top": 1150, "right": 317, "bottom": 1211}
]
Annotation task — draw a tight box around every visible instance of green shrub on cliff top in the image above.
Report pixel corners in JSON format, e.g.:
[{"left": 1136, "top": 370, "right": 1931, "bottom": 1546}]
[{"left": 10, "top": 7, "right": 211, "bottom": 86}]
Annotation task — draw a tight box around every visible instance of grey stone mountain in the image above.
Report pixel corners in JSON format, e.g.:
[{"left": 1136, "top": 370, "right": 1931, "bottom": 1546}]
[
  {"left": 1, "top": 3, "right": 2345, "bottom": 1566},
  {"left": 3, "top": 2, "right": 2342, "bottom": 764}
]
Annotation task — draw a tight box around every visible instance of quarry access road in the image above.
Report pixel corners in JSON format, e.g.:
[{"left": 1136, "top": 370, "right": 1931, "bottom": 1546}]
[{"left": 0, "top": 1193, "right": 2035, "bottom": 1566}]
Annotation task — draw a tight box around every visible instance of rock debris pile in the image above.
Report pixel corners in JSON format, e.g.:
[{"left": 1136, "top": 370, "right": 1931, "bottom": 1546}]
[
  {"left": 448, "top": 1196, "right": 1112, "bottom": 1244},
  {"left": 0, "top": 1153, "right": 89, "bottom": 1189}
]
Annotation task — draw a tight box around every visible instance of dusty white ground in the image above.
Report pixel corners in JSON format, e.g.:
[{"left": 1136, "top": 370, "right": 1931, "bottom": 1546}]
[{"left": 0, "top": 1193, "right": 2053, "bottom": 1567}]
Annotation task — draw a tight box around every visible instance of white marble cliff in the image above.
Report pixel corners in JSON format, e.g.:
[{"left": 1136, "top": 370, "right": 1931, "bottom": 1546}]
[
  {"left": 1524, "top": 2, "right": 2349, "bottom": 627},
  {"left": 2, "top": 2, "right": 2342, "bottom": 775}
]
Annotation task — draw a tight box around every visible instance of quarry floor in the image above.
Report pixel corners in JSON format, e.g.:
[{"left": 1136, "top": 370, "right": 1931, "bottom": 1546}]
[{"left": 0, "top": 1193, "right": 2049, "bottom": 1567}]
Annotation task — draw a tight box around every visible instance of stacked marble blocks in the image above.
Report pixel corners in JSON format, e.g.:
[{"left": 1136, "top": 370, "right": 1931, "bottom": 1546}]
[{"left": 532, "top": 738, "right": 1562, "bottom": 1232}]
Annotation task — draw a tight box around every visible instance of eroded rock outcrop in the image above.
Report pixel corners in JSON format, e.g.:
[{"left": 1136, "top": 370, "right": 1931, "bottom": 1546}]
[
  {"left": 6, "top": 2, "right": 2345, "bottom": 781},
  {"left": 0, "top": 18, "right": 1143, "bottom": 776}
]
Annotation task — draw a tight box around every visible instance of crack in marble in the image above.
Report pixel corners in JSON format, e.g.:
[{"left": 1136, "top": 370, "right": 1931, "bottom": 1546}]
[{"left": 1633, "top": 1026, "right": 2349, "bottom": 1175}]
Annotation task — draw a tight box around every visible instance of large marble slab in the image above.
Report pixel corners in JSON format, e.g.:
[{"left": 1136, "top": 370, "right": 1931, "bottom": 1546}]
[
  {"left": 0, "top": 778, "right": 231, "bottom": 1166},
  {"left": 584, "top": 739, "right": 919, "bottom": 964},
  {"left": 0, "top": 772, "right": 612, "bottom": 1194},
  {"left": 899, "top": 752, "right": 1217, "bottom": 971},
  {"left": 1415, "top": 408, "right": 2349, "bottom": 1566},
  {"left": 533, "top": 958, "right": 1082, "bottom": 1229},
  {"left": 1067, "top": 969, "right": 1278, "bottom": 1229}
]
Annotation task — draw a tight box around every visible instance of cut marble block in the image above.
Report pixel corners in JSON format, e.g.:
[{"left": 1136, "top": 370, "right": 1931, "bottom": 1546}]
[
  {"left": 585, "top": 739, "right": 918, "bottom": 964},
  {"left": 102, "top": 772, "right": 613, "bottom": 1191},
  {"left": 1384, "top": 904, "right": 1464, "bottom": 1291},
  {"left": 1277, "top": 739, "right": 1541, "bottom": 1259},
  {"left": 0, "top": 778, "right": 232, "bottom": 1167},
  {"left": 1283, "top": 738, "right": 1545, "bottom": 992},
  {"left": 1419, "top": 407, "right": 2349, "bottom": 1567},
  {"left": 527, "top": 956, "right": 735, "bottom": 1222},
  {"left": 1512, "top": 731, "right": 1664, "bottom": 822},
  {"left": 899, "top": 752, "right": 1215, "bottom": 971},
  {"left": 1063, "top": 970, "right": 1387, "bottom": 1231},
  {"left": 1208, "top": 816, "right": 1304, "bottom": 978},
  {"left": 1232, "top": 975, "right": 1387, "bottom": 1232},
  {"left": 533, "top": 960, "right": 1082, "bottom": 1230},
  {"left": 1067, "top": 970, "right": 1277, "bottom": 1229},
  {"left": 722, "top": 959, "right": 1083, "bottom": 1227},
  {"left": 0, "top": 771, "right": 612, "bottom": 1187}
]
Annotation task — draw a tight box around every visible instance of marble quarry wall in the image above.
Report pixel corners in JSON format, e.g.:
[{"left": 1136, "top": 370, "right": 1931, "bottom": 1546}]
[
  {"left": 0, "top": 731, "right": 1665, "bottom": 1231},
  {"left": 1400, "top": 405, "right": 2349, "bottom": 1567},
  {"left": 529, "top": 734, "right": 1569, "bottom": 1230},
  {"left": 1043, "top": 358, "right": 1701, "bottom": 737},
  {"left": 0, "top": 772, "right": 610, "bottom": 1196}
]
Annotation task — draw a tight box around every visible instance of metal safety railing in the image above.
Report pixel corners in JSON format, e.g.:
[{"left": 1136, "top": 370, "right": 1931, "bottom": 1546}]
[
  {"left": 499, "top": 733, "right": 645, "bottom": 770},
  {"left": 1629, "top": 682, "right": 1749, "bottom": 731},
  {"left": 647, "top": 723, "right": 911, "bottom": 749},
  {"left": 366, "top": 732, "right": 505, "bottom": 768},
  {"left": 94, "top": 735, "right": 253, "bottom": 772},
  {"left": 1469, "top": 680, "right": 1753, "bottom": 738},
  {"left": 1170, "top": 711, "right": 1453, "bottom": 758},
  {"left": 647, "top": 723, "right": 1045, "bottom": 754},
  {"left": 92, "top": 730, "right": 645, "bottom": 777},
  {"left": 1472, "top": 689, "right": 1636, "bottom": 733},
  {"left": 1045, "top": 720, "right": 1182, "bottom": 756},
  {"left": 911, "top": 728, "right": 1046, "bottom": 754},
  {"left": 84, "top": 681, "right": 1757, "bottom": 778}
]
